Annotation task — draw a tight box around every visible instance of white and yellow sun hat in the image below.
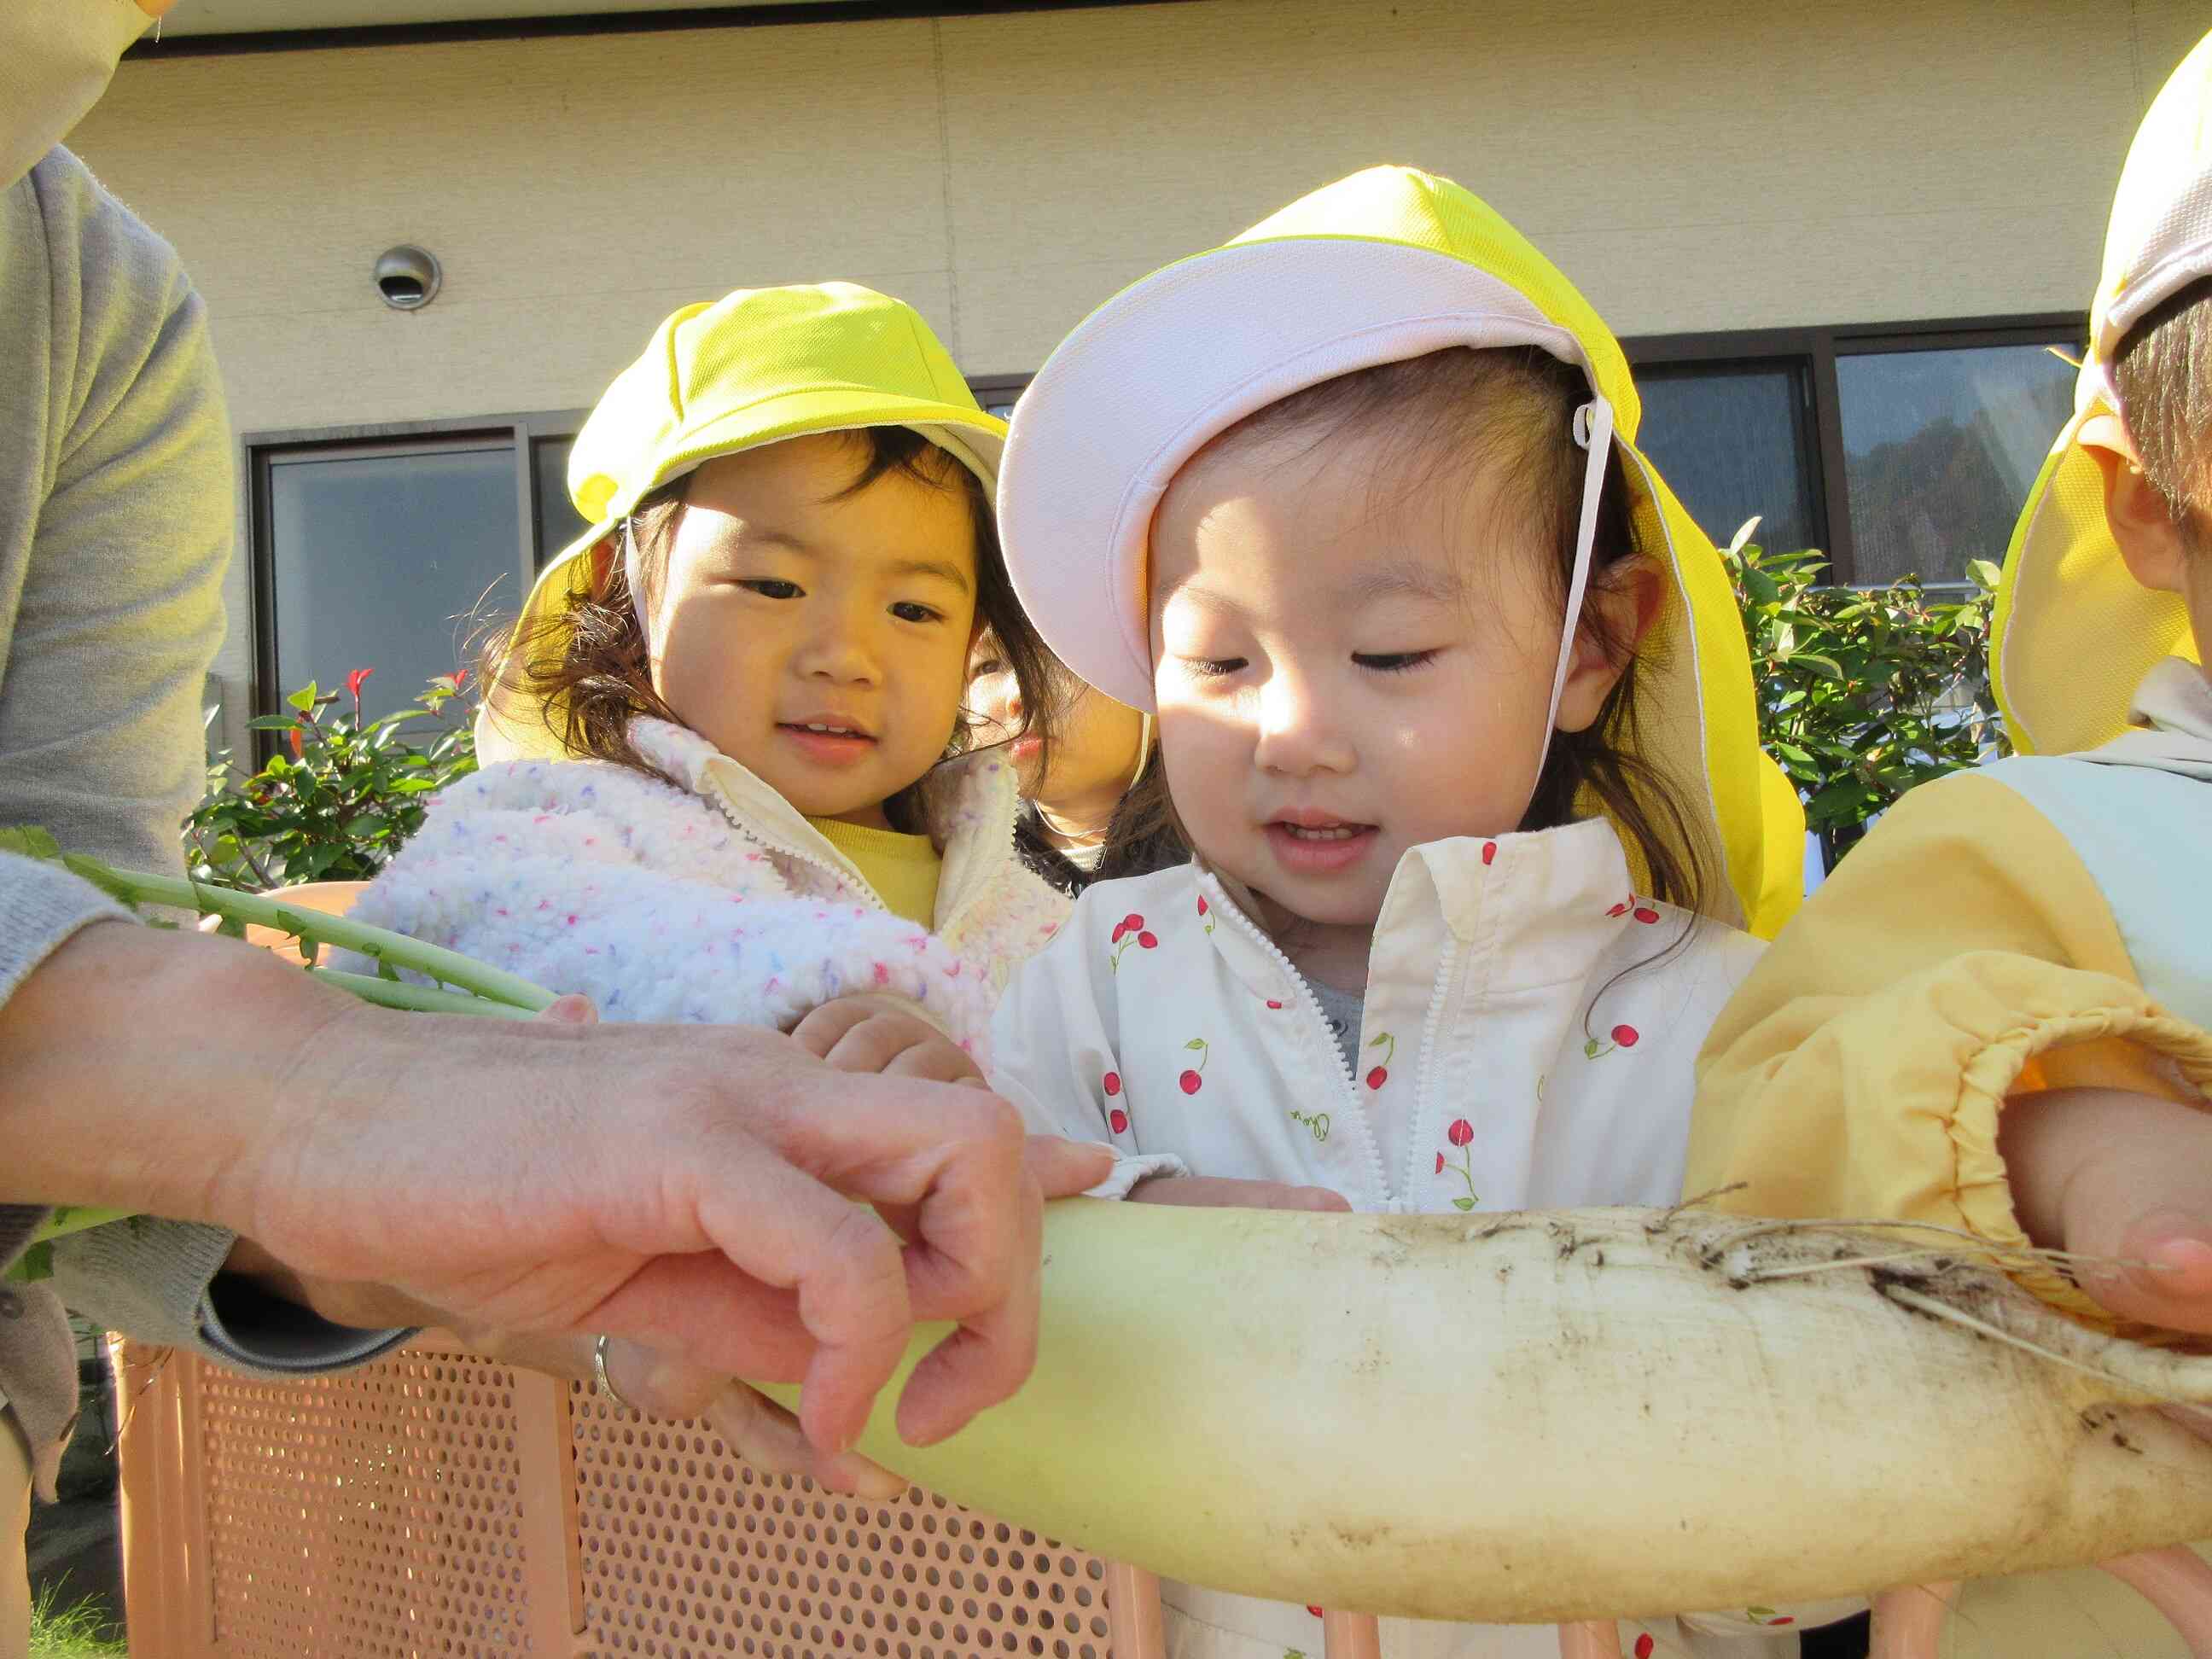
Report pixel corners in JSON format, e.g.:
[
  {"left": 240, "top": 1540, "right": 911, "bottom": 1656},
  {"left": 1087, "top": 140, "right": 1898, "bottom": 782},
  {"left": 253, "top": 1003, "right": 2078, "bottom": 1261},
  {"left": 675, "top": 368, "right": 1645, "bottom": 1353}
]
[
  {"left": 998, "top": 166, "right": 1805, "bottom": 938},
  {"left": 1992, "top": 30, "right": 2212, "bottom": 755},
  {"left": 477, "top": 282, "right": 1006, "bottom": 761}
]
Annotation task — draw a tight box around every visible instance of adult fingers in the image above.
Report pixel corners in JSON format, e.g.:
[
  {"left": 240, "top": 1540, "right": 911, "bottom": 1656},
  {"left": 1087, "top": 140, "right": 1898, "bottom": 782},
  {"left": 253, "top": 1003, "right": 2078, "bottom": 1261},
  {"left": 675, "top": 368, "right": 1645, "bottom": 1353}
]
[
  {"left": 598, "top": 1119, "right": 918, "bottom": 1456},
  {"left": 1024, "top": 1137, "right": 1115, "bottom": 1199},
  {"left": 703, "top": 1382, "right": 908, "bottom": 1500},
  {"left": 894, "top": 1157, "right": 1047, "bottom": 1447}
]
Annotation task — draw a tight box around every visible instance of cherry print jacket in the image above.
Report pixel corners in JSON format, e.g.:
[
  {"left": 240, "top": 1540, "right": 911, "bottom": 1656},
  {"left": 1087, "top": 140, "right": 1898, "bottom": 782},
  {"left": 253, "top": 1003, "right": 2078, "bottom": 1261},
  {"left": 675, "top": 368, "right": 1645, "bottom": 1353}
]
[
  {"left": 989, "top": 817, "right": 1860, "bottom": 1655},
  {"left": 991, "top": 815, "right": 1762, "bottom": 1214},
  {"left": 338, "top": 718, "right": 1068, "bottom": 1060}
]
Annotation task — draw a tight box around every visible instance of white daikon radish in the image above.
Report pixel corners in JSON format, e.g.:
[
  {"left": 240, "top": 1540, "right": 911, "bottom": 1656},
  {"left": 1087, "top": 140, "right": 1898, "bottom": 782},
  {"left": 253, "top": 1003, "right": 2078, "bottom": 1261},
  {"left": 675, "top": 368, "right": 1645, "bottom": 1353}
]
[{"left": 780, "top": 1200, "right": 2212, "bottom": 1624}]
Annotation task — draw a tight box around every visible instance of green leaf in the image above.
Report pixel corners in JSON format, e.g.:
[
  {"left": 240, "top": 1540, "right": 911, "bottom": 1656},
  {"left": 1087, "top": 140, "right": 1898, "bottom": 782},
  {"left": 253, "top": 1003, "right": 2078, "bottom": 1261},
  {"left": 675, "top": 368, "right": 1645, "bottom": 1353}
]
[
  {"left": 1739, "top": 564, "right": 1781, "bottom": 606},
  {"left": 0, "top": 825, "right": 61, "bottom": 860},
  {"left": 1451, "top": 1197, "right": 1476, "bottom": 1212},
  {"left": 1184, "top": 1038, "right": 1206, "bottom": 1051},
  {"left": 286, "top": 683, "right": 319, "bottom": 713}
]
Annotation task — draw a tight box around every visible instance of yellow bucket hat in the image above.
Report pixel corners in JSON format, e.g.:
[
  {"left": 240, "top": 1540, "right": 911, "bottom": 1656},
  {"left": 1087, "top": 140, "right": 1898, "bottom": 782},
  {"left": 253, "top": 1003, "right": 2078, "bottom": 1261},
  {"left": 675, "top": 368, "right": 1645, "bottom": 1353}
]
[
  {"left": 1992, "top": 30, "right": 2211, "bottom": 755},
  {"left": 477, "top": 282, "right": 1007, "bottom": 761},
  {"left": 998, "top": 166, "right": 1804, "bottom": 937}
]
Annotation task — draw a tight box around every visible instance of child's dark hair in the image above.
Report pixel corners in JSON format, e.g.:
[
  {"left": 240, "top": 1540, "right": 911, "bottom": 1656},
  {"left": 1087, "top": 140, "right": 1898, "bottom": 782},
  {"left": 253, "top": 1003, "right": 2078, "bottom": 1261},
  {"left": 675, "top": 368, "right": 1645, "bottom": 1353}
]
[
  {"left": 1115, "top": 346, "right": 1707, "bottom": 915},
  {"left": 480, "top": 427, "right": 1059, "bottom": 839},
  {"left": 2113, "top": 275, "right": 2212, "bottom": 550}
]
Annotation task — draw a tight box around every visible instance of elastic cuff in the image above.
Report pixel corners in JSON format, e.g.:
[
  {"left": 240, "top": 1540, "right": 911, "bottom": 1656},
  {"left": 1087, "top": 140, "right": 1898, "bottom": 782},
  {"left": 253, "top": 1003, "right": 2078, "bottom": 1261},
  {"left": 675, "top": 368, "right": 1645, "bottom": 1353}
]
[
  {"left": 1086, "top": 1150, "right": 1189, "bottom": 1200},
  {"left": 199, "top": 1274, "right": 415, "bottom": 1376}
]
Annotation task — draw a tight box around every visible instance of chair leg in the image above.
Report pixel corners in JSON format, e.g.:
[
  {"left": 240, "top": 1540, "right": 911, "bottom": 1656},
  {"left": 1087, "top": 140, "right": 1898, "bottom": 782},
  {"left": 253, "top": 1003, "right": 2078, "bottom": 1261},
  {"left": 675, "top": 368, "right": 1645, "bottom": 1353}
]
[
  {"left": 2098, "top": 1546, "right": 2212, "bottom": 1657},
  {"left": 1557, "top": 1619, "right": 1624, "bottom": 1658},
  {"left": 1105, "top": 1562, "right": 1167, "bottom": 1659},
  {"left": 1868, "top": 1582, "right": 1959, "bottom": 1659},
  {"left": 1322, "top": 1610, "right": 1383, "bottom": 1658}
]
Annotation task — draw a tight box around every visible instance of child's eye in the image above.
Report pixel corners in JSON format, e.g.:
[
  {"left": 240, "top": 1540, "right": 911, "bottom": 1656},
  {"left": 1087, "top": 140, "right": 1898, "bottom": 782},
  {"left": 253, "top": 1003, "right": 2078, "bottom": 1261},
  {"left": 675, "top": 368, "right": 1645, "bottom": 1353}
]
[
  {"left": 891, "top": 601, "right": 944, "bottom": 624},
  {"left": 1183, "top": 655, "right": 1248, "bottom": 680},
  {"left": 740, "top": 579, "right": 802, "bottom": 600},
  {"left": 969, "top": 655, "right": 1005, "bottom": 679},
  {"left": 1353, "top": 649, "right": 1440, "bottom": 674}
]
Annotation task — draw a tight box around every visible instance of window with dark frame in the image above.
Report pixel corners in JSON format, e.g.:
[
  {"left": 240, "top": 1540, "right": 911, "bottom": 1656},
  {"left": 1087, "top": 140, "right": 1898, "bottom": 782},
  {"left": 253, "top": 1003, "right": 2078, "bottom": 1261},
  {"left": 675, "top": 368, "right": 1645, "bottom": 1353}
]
[
  {"left": 244, "top": 326, "right": 2081, "bottom": 737},
  {"left": 1626, "top": 314, "right": 2084, "bottom": 585}
]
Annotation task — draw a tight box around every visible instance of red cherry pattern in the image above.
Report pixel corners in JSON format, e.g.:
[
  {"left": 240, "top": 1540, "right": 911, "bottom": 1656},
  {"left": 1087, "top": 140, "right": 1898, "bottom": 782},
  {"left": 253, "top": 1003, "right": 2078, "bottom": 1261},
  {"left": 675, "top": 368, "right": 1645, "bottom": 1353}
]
[
  {"left": 1633, "top": 905, "right": 1660, "bottom": 924},
  {"left": 1435, "top": 1151, "right": 1446, "bottom": 1174},
  {"left": 1447, "top": 1118, "right": 1474, "bottom": 1148},
  {"left": 1481, "top": 841, "right": 1497, "bottom": 865},
  {"left": 1364, "top": 1030, "right": 1396, "bottom": 1089},
  {"left": 1103, "top": 1071, "right": 1122, "bottom": 1097},
  {"left": 1266, "top": 999, "right": 1284, "bottom": 1010},
  {"left": 1611, "top": 1024, "right": 1639, "bottom": 1048},
  {"left": 1178, "top": 1035, "right": 1210, "bottom": 1094},
  {"left": 1634, "top": 1637, "right": 1655, "bottom": 1659},
  {"left": 1109, "top": 912, "right": 1161, "bottom": 969},
  {"left": 1109, "top": 1107, "right": 1130, "bottom": 1134}
]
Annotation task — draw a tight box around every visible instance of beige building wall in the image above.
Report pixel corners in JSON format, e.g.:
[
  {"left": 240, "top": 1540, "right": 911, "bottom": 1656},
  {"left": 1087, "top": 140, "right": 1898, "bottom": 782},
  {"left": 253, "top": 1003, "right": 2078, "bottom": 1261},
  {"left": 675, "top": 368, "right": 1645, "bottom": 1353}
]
[{"left": 63, "top": 0, "right": 2206, "bottom": 723}]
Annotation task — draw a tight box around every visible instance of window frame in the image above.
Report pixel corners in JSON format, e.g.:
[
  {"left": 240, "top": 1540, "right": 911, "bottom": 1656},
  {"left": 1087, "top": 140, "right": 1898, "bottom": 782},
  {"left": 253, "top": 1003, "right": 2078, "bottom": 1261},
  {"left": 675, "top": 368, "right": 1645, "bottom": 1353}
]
[
  {"left": 243, "top": 408, "right": 586, "bottom": 742},
  {"left": 1623, "top": 311, "right": 2086, "bottom": 584}
]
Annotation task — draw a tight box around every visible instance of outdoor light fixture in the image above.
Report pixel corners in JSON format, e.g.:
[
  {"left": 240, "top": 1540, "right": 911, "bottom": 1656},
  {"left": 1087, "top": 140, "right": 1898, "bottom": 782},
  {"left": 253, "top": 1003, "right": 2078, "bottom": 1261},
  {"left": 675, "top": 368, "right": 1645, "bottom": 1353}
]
[{"left": 373, "top": 244, "right": 441, "bottom": 311}]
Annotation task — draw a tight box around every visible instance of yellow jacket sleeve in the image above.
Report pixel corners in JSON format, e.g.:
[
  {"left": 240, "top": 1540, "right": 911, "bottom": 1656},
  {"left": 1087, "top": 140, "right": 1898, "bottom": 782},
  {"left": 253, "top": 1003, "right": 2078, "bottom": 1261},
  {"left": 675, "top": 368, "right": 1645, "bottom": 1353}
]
[{"left": 1691, "top": 771, "right": 2212, "bottom": 1330}]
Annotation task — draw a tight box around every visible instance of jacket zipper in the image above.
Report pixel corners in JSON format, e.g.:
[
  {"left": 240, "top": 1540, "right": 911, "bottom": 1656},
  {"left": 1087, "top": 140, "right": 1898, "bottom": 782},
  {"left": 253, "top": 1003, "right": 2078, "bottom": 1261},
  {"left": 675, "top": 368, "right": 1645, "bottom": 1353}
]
[{"left": 1205, "top": 877, "right": 1388, "bottom": 1200}]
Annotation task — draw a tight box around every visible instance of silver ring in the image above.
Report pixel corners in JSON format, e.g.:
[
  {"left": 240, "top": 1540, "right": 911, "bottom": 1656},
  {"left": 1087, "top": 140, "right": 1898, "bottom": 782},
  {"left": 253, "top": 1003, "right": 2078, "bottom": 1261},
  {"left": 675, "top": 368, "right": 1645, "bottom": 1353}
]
[{"left": 593, "top": 1334, "right": 637, "bottom": 1414}]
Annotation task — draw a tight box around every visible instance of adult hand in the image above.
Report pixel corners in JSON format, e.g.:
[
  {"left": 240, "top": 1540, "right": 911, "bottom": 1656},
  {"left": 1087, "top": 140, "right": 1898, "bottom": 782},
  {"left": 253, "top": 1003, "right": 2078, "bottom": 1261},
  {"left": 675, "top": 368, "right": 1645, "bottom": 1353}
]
[{"left": 0, "top": 922, "right": 1112, "bottom": 1454}]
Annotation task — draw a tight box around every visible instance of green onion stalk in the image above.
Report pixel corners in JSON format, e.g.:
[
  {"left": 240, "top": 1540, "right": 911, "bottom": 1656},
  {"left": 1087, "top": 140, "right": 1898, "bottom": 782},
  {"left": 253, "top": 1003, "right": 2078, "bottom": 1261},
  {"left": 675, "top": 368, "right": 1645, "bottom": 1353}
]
[{"left": 0, "top": 827, "right": 556, "bottom": 1282}]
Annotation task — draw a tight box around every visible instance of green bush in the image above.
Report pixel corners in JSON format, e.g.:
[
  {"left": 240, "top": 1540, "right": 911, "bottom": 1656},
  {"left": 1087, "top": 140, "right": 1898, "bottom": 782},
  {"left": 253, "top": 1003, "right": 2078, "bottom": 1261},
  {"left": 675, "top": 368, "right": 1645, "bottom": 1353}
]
[
  {"left": 184, "top": 667, "right": 476, "bottom": 888},
  {"left": 184, "top": 540, "right": 2010, "bottom": 889},
  {"left": 1721, "top": 521, "right": 2008, "bottom": 861}
]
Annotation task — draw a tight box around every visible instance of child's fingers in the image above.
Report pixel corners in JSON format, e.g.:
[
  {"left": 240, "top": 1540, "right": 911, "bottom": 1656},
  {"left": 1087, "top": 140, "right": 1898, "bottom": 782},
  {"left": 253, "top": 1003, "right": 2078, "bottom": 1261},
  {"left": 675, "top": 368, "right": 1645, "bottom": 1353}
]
[
  {"left": 788, "top": 999, "right": 876, "bottom": 1058},
  {"left": 2004, "top": 1086, "right": 2212, "bottom": 1331},
  {"left": 1128, "top": 1174, "right": 1351, "bottom": 1211}
]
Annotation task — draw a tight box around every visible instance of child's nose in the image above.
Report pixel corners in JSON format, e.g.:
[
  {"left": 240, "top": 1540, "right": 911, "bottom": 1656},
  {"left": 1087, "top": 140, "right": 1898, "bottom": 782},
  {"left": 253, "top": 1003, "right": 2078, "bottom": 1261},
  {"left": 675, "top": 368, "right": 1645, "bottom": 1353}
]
[
  {"left": 800, "top": 611, "right": 881, "bottom": 685},
  {"left": 1253, "top": 669, "right": 1353, "bottom": 777}
]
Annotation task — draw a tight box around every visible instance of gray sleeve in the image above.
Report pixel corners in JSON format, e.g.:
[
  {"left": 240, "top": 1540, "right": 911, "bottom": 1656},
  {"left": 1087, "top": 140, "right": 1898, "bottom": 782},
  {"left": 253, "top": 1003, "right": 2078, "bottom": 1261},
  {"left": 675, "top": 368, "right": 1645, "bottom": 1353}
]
[{"left": 1, "top": 157, "right": 408, "bottom": 1371}]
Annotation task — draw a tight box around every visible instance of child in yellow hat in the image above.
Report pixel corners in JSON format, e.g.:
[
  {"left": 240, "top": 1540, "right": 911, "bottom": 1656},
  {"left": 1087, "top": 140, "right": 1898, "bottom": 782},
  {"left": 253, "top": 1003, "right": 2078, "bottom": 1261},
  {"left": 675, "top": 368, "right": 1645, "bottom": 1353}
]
[
  {"left": 1692, "top": 29, "right": 2212, "bottom": 1656},
  {"left": 338, "top": 282, "right": 1071, "bottom": 1065},
  {"left": 987, "top": 165, "right": 1837, "bottom": 1657}
]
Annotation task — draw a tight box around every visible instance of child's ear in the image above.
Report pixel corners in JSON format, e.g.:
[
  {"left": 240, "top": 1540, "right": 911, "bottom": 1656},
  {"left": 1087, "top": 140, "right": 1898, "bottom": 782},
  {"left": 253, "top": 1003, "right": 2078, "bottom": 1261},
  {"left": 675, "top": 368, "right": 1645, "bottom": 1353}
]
[
  {"left": 588, "top": 534, "right": 621, "bottom": 599},
  {"left": 2081, "top": 410, "right": 2192, "bottom": 595},
  {"left": 1555, "top": 556, "right": 1665, "bottom": 734}
]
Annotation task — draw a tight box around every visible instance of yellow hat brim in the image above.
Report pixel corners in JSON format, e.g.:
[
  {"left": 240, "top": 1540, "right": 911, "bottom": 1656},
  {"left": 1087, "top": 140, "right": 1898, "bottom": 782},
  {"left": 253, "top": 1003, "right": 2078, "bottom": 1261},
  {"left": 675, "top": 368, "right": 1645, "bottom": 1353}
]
[
  {"left": 1991, "top": 407, "right": 2197, "bottom": 756},
  {"left": 475, "top": 393, "right": 1007, "bottom": 764}
]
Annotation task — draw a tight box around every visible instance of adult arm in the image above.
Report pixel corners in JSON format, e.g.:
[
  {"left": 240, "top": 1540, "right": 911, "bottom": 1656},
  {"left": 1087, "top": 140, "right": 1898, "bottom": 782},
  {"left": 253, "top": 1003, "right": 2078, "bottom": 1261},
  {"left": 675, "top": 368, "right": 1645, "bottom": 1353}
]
[{"left": 0, "top": 916, "right": 1109, "bottom": 1451}]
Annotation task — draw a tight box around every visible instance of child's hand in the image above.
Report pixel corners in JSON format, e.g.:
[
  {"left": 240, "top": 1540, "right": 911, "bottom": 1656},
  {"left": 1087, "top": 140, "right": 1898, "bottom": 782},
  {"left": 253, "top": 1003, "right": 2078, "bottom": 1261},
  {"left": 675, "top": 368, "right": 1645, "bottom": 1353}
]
[
  {"left": 1129, "top": 1173, "right": 1352, "bottom": 1212},
  {"left": 791, "top": 998, "right": 987, "bottom": 1086},
  {"left": 2000, "top": 1086, "right": 2212, "bottom": 1332}
]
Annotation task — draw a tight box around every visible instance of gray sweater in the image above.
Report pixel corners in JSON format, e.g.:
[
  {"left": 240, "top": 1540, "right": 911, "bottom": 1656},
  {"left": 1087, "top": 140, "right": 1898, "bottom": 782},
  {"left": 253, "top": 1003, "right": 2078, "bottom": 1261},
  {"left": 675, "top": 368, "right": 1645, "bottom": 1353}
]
[{"left": 0, "top": 148, "right": 405, "bottom": 1496}]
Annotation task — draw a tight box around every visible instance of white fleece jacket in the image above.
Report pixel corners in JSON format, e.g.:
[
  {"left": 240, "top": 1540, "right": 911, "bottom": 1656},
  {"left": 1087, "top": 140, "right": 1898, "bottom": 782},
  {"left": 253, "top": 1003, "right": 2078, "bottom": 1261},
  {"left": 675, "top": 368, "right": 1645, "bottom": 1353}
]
[{"left": 341, "top": 718, "right": 1068, "bottom": 1059}]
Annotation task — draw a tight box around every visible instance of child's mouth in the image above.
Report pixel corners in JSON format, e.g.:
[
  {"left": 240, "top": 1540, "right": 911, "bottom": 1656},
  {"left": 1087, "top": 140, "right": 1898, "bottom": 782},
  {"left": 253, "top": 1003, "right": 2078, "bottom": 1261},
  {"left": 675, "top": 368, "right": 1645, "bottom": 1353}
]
[
  {"left": 1265, "top": 818, "right": 1379, "bottom": 873},
  {"left": 778, "top": 722, "right": 877, "bottom": 765}
]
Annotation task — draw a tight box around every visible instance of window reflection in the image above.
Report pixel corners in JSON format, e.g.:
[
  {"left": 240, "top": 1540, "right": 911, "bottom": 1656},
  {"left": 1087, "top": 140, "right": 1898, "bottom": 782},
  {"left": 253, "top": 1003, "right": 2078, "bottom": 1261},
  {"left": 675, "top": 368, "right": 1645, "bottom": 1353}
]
[
  {"left": 1635, "top": 362, "right": 1819, "bottom": 556},
  {"left": 1837, "top": 344, "right": 2075, "bottom": 586}
]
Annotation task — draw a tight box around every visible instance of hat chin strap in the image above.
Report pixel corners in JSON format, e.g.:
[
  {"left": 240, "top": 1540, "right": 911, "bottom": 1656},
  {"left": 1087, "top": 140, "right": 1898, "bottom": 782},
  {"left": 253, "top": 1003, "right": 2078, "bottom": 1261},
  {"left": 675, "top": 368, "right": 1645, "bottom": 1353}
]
[{"left": 1537, "top": 394, "right": 1615, "bottom": 777}]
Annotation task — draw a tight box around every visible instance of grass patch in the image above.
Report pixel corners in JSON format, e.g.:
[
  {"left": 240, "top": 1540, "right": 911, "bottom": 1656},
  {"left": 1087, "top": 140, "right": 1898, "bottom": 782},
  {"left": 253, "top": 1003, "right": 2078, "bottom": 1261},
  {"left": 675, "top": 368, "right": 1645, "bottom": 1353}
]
[{"left": 28, "top": 1576, "right": 125, "bottom": 1657}]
